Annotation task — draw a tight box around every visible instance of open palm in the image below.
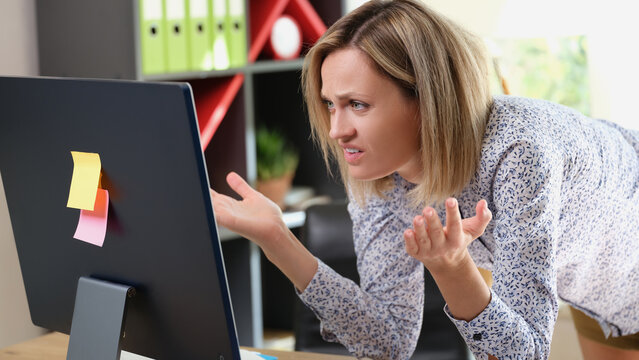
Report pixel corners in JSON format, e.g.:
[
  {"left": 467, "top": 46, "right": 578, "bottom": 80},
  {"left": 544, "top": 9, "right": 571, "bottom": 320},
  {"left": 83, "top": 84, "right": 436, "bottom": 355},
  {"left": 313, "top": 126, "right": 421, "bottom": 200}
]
[
  {"left": 210, "top": 172, "right": 285, "bottom": 245},
  {"left": 404, "top": 198, "right": 492, "bottom": 273}
]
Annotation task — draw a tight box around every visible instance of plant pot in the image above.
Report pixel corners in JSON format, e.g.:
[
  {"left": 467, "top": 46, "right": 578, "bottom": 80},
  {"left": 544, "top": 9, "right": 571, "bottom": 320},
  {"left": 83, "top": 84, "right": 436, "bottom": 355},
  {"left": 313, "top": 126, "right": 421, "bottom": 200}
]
[{"left": 256, "top": 173, "right": 294, "bottom": 210}]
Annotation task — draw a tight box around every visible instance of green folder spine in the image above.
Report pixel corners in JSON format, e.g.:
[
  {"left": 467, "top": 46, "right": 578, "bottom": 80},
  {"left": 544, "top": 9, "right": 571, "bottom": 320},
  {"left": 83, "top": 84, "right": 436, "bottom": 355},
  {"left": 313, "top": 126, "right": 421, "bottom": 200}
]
[
  {"left": 226, "top": 0, "right": 247, "bottom": 68},
  {"left": 139, "top": 0, "right": 167, "bottom": 75},
  {"left": 187, "top": 0, "right": 213, "bottom": 71},
  {"left": 164, "top": 0, "right": 190, "bottom": 73},
  {"left": 211, "top": 0, "right": 230, "bottom": 70}
]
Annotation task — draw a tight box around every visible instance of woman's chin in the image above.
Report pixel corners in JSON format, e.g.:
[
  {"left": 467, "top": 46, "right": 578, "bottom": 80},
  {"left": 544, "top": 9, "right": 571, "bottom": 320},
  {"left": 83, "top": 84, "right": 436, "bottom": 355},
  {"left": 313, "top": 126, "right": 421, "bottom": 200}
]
[{"left": 347, "top": 167, "right": 392, "bottom": 182}]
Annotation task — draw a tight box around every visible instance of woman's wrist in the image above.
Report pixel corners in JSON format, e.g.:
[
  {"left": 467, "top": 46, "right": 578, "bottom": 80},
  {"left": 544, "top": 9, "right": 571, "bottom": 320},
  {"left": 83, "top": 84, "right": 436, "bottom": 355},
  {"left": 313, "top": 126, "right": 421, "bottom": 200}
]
[
  {"left": 259, "top": 218, "right": 291, "bottom": 256},
  {"left": 261, "top": 225, "right": 318, "bottom": 292},
  {"left": 427, "top": 249, "right": 475, "bottom": 279},
  {"left": 429, "top": 251, "right": 491, "bottom": 321}
]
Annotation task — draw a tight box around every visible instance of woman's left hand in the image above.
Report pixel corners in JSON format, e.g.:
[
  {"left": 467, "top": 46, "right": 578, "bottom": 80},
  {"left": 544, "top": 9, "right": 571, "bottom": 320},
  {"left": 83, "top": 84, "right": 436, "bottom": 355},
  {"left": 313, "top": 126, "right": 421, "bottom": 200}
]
[{"left": 404, "top": 198, "right": 492, "bottom": 273}]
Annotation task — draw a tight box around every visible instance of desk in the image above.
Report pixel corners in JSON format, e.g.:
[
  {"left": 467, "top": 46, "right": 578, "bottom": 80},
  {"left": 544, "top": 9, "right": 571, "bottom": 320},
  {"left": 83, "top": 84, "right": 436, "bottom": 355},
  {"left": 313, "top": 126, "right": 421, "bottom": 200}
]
[{"left": 0, "top": 332, "right": 355, "bottom": 360}]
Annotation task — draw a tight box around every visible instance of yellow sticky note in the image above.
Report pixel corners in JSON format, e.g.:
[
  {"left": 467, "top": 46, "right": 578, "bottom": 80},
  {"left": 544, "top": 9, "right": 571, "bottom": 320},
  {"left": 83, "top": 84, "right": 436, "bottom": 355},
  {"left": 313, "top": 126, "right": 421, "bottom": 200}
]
[{"left": 67, "top": 151, "right": 101, "bottom": 210}]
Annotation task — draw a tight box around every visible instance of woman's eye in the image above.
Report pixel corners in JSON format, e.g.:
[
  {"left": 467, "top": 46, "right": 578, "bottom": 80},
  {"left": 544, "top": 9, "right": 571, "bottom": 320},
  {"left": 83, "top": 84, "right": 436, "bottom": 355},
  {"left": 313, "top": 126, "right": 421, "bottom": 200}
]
[
  {"left": 351, "top": 101, "right": 367, "bottom": 110},
  {"left": 323, "top": 100, "right": 334, "bottom": 111}
]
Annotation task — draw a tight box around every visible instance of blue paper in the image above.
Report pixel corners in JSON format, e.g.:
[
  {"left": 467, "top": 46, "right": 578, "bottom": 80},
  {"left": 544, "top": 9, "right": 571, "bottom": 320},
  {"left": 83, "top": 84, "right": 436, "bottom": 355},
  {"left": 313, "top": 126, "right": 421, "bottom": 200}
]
[{"left": 257, "top": 355, "right": 277, "bottom": 360}]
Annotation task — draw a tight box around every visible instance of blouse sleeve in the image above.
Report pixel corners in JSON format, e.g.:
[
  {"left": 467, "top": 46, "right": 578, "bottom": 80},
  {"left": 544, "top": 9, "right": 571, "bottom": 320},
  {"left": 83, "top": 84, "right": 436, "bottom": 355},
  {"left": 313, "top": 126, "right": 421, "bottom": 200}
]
[
  {"left": 297, "top": 188, "right": 425, "bottom": 360},
  {"left": 445, "top": 140, "right": 564, "bottom": 360}
]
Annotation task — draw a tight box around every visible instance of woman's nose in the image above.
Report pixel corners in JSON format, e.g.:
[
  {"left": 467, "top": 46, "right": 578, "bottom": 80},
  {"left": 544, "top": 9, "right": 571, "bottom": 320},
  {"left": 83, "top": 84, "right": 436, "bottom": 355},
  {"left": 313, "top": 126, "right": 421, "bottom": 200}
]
[{"left": 329, "top": 111, "right": 355, "bottom": 140}]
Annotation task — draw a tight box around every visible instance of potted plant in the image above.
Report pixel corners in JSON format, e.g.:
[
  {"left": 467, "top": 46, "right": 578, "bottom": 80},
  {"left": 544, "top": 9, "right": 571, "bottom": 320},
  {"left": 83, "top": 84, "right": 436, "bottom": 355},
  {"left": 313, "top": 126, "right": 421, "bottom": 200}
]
[{"left": 256, "top": 126, "right": 299, "bottom": 209}]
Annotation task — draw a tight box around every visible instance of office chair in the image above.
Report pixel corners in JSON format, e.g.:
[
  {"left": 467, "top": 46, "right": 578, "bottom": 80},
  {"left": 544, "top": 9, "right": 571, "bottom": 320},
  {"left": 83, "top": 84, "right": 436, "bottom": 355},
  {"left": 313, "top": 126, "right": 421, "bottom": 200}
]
[{"left": 295, "top": 201, "right": 469, "bottom": 359}]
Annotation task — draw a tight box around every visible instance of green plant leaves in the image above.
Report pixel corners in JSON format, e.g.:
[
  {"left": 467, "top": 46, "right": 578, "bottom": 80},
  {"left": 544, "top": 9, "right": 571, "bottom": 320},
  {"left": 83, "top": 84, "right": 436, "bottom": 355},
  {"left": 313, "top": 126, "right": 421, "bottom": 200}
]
[{"left": 256, "top": 127, "right": 299, "bottom": 181}]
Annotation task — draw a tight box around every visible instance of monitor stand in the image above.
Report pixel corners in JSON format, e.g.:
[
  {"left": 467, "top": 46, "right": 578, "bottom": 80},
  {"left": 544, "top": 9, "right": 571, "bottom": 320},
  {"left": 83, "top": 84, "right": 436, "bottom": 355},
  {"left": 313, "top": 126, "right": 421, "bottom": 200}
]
[{"left": 67, "top": 276, "right": 136, "bottom": 360}]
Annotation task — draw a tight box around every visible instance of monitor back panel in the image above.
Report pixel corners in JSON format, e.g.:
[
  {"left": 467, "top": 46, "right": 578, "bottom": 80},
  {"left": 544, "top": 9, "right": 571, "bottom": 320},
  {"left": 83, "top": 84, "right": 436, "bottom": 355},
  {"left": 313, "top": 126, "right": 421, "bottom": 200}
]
[{"left": 0, "top": 76, "right": 239, "bottom": 359}]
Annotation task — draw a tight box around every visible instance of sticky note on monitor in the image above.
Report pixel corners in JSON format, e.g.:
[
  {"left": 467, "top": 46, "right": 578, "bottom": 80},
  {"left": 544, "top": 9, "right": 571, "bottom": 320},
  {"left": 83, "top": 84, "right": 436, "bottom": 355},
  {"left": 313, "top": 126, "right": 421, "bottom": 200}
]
[
  {"left": 67, "top": 151, "right": 101, "bottom": 210},
  {"left": 74, "top": 188, "right": 109, "bottom": 247}
]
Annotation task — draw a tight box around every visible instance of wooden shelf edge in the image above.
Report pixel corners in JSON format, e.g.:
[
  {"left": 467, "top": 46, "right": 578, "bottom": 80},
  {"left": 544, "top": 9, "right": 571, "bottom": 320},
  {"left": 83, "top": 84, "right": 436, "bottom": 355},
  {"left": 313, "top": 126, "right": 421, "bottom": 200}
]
[
  {"left": 250, "top": 58, "right": 305, "bottom": 73},
  {"left": 142, "top": 67, "right": 246, "bottom": 81}
]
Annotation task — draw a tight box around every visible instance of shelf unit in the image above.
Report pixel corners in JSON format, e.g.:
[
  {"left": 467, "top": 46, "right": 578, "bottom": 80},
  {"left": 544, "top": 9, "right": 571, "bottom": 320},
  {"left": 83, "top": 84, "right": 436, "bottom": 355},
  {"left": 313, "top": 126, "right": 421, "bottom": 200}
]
[{"left": 35, "top": 0, "right": 345, "bottom": 349}]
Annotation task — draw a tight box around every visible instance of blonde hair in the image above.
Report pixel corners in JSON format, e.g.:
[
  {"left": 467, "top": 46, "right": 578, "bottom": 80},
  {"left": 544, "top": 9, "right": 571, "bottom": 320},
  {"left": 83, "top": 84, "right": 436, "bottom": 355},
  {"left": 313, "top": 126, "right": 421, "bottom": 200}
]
[{"left": 302, "top": 0, "right": 492, "bottom": 206}]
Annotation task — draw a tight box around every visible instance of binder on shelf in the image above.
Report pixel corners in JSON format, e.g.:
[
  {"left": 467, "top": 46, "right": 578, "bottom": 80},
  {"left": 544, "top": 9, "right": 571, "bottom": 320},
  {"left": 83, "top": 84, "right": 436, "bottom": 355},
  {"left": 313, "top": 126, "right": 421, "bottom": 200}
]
[
  {"left": 211, "top": 0, "right": 230, "bottom": 70},
  {"left": 226, "top": 0, "right": 247, "bottom": 68},
  {"left": 188, "top": 0, "right": 214, "bottom": 71},
  {"left": 139, "top": 0, "right": 167, "bottom": 74},
  {"left": 165, "top": 0, "right": 190, "bottom": 73}
]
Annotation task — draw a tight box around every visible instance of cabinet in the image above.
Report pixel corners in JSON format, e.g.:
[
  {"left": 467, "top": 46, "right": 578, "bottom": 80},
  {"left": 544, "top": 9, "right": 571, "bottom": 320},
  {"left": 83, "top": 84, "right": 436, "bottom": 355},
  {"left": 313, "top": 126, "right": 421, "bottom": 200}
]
[{"left": 35, "top": 0, "right": 345, "bottom": 348}]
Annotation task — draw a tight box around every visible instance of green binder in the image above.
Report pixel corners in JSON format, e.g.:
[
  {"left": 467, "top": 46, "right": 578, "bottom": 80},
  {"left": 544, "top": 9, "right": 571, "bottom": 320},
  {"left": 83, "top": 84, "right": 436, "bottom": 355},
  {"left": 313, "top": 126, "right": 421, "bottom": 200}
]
[
  {"left": 164, "top": 0, "right": 190, "bottom": 73},
  {"left": 187, "top": 0, "right": 213, "bottom": 71},
  {"left": 139, "top": 0, "right": 167, "bottom": 75},
  {"left": 211, "top": 0, "right": 230, "bottom": 70},
  {"left": 226, "top": 0, "right": 247, "bottom": 68}
]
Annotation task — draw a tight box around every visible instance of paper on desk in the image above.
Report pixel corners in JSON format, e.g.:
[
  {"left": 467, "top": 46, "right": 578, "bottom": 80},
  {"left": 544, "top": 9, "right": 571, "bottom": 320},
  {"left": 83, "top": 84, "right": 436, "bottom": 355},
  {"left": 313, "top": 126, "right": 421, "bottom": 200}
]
[
  {"left": 239, "top": 349, "right": 277, "bottom": 360},
  {"left": 73, "top": 188, "right": 109, "bottom": 247},
  {"left": 258, "top": 354, "right": 277, "bottom": 360},
  {"left": 67, "top": 151, "right": 101, "bottom": 210}
]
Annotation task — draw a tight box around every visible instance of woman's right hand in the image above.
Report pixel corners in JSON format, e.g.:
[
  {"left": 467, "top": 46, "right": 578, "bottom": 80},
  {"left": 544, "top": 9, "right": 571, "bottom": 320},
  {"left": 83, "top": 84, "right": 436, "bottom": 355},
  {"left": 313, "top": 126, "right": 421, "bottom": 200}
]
[
  {"left": 211, "top": 172, "right": 318, "bottom": 291},
  {"left": 210, "top": 172, "right": 286, "bottom": 249}
]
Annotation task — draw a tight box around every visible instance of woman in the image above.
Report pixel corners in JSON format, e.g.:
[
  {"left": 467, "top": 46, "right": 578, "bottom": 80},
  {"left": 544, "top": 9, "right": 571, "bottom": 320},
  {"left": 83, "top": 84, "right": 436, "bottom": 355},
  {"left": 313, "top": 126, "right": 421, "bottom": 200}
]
[{"left": 210, "top": 0, "right": 639, "bottom": 359}]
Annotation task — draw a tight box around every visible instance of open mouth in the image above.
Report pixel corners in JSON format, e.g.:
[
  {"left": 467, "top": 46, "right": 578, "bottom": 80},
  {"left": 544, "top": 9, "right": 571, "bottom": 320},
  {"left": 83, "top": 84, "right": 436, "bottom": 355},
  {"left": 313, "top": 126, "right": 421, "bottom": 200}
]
[{"left": 343, "top": 148, "right": 364, "bottom": 163}]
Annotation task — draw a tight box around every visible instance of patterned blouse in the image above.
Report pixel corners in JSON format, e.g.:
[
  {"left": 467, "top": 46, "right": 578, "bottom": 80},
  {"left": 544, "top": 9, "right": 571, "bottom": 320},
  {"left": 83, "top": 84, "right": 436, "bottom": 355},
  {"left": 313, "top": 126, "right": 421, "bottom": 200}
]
[{"left": 297, "top": 95, "right": 639, "bottom": 359}]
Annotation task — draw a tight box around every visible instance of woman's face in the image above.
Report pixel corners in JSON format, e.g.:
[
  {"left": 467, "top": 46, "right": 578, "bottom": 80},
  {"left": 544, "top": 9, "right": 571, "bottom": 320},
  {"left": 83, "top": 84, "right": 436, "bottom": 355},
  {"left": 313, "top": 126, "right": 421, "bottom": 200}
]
[{"left": 321, "top": 47, "right": 422, "bottom": 182}]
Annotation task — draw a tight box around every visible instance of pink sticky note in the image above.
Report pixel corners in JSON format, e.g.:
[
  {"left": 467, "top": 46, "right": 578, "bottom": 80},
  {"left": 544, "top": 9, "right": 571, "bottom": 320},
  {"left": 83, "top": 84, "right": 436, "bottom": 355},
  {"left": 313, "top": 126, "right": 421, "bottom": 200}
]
[{"left": 73, "top": 188, "right": 109, "bottom": 247}]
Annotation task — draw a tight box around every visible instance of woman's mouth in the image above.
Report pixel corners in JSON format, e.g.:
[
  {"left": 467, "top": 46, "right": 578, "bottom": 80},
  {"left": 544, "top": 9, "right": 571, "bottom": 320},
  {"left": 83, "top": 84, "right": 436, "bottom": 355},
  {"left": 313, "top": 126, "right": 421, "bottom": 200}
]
[{"left": 343, "top": 148, "right": 364, "bottom": 163}]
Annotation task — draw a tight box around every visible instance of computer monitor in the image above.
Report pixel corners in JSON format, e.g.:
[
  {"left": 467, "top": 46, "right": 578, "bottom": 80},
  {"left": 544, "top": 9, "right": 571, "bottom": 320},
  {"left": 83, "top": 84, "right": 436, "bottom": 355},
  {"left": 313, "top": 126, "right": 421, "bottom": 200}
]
[{"left": 0, "top": 76, "right": 242, "bottom": 359}]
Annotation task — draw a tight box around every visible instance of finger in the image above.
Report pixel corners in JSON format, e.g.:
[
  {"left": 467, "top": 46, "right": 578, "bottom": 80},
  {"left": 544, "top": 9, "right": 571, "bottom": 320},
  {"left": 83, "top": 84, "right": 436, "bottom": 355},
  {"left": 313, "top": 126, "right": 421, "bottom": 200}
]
[
  {"left": 477, "top": 199, "right": 492, "bottom": 223},
  {"left": 424, "top": 207, "right": 445, "bottom": 248},
  {"left": 210, "top": 190, "right": 233, "bottom": 206},
  {"left": 444, "top": 198, "right": 463, "bottom": 241},
  {"left": 413, "top": 215, "right": 431, "bottom": 253},
  {"left": 209, "top": 196, "right": 234, "bottom": 228},
  {"left": 404, "top": 229, "right": 419, "bottom": 256},
  {"left": 226, "top": 172, "right": 254, "bottom": 199},
  {"left": 210, "top": 188, "right": 223, "bottom": 206},
  {"left": 462, "top": 199, "right": 492, "bottom": 239}
]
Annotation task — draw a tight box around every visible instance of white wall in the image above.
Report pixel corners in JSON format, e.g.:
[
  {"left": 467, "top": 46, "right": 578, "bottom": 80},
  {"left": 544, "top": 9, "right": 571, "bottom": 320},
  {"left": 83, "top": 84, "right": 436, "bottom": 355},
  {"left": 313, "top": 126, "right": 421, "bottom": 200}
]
[
  {"left": 0, "top": 0, "right": 47, "bottom": 349},
  {"left": 585, "top": 3, "right": 639, "bottom": 128},
  {"left": 0, "top": 0, "right": 39, "bottom": 76}
]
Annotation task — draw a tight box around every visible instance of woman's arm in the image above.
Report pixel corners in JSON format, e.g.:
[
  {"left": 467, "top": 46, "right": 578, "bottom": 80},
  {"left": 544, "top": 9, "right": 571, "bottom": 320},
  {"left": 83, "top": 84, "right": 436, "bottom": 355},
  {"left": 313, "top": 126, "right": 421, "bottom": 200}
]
[
  {"left": 210, "top": 172, "right": 317, "bottom": 291},
  {"left": 212, "top": 172, "right": 424, "bottom": 359},
  {"left": 405, "top": 198, "right": 492, "bottom": 321},
  {"left": 297, "top": 193, "right": 424, "bottom": 359},
  {"left": 406, "top": 141, "right": 563, "bottom": 359}
]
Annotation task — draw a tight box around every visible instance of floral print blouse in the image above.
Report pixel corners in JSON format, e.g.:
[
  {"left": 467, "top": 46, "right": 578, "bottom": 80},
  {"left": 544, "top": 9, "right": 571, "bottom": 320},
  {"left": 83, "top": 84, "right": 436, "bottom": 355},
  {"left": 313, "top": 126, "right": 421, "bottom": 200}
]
[{"left": 298, "top": 95, "right": 639, "bottom": 359}]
